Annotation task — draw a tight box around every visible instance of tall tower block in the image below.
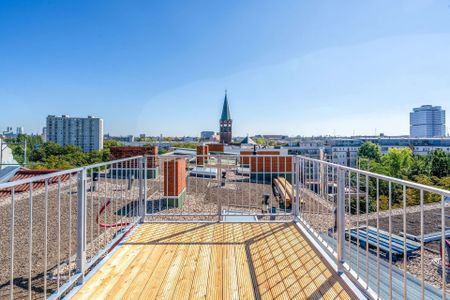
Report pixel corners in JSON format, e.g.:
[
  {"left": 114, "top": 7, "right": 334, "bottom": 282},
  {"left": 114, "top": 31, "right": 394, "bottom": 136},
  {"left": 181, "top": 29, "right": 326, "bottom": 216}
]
[{"left": 219, "top": 91, "right": 232, "bottom": 144}]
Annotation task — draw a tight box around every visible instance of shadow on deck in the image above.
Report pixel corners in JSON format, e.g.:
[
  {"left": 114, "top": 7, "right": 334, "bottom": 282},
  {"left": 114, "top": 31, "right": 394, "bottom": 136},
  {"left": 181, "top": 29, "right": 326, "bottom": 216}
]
[{"left": 71, "top": 222, "right": 357, "bottom": 299}]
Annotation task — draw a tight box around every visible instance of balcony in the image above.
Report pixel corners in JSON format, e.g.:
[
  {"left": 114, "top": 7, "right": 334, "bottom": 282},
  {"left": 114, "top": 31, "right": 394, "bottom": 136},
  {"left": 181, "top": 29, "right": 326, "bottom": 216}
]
[{"left": 0, "top": 153, "right": 449, "bottom": 299}]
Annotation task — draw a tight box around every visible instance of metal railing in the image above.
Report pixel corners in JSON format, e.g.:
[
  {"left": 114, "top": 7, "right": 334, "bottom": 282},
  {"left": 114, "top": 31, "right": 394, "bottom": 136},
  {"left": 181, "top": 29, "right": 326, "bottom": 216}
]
[
  {"left": 0, "top": 156, "right": 142, "bottom": 300},
  {"left": 296, "top": 155, "right": 450, "bottom": 300},
  {"left": 142, "top": 154, "right": 295, "bottom": 222},
  {"left": 1, "top": 153, "right": 449, "bottom": 299}
]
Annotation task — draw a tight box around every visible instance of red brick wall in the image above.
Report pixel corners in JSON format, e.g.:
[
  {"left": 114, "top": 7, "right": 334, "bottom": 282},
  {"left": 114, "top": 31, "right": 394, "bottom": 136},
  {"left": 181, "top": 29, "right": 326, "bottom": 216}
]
[
  {"left": 163, "top": 158, "right": 186, "bottom": 196},
  {"left": 110, "top": 146, "right": 158, "bottom": 168},
  {"left": 207, "top": 143, "right": 224, "bottom": 152},
  {"left": 249, "top": 156, "right": 293, "bottom": 173},
  {"left": 196, "top": 145, "right": 209, "bottom": 165},
  {"left": 239, "top": 150, "right": 280, "bottom": 165}
]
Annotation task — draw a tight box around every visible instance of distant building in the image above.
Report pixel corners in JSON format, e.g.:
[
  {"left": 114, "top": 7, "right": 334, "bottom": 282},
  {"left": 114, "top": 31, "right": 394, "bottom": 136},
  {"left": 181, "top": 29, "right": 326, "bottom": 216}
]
[
  {"left": 2, "top": 127, "right": 15, "bottom": 138},
  {"left": 46, "top": 115, "right": 104, "bottom": 152},
  {"left": 219, "top": 91, "right": 232, "bottom": 144},
  {"left": 16, "top": 127, "right": 24, "bottom": 135},
  {"left": 257, "top": 135, "right": 289, "bottom": 140},
  {"left": 410, "top": 105, "right": 446, "bottom": 137},
  {"left": 201, "top": 131, "right": 215, "bottom": 140},
  {"left": 284, "top": 136, "right": 450, "bottom": 167},
  {"left": 42, "top": 127, "right": 47, "bottom": 142},
  {"left": 0, "top": 138, "right": 18, "bottom": 169}
]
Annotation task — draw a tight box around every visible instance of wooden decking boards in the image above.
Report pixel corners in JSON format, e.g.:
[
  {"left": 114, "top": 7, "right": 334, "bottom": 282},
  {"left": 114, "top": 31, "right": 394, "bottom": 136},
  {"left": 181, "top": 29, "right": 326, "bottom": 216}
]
[{"left": 72, "top": 223, "right": 355, "bottom": 300}]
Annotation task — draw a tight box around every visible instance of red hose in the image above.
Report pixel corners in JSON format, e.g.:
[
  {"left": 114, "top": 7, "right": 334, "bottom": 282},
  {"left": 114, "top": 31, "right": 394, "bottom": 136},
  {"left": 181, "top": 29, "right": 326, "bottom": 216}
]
[{"left": 96, "top": 199, "right": 130, "bottom": 228}]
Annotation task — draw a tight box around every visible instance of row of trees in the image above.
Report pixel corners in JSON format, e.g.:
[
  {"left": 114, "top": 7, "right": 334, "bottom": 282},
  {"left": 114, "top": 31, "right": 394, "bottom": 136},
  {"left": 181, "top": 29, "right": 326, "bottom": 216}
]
[
  {"left": 356, "top": 142, "right": 449, "bottom": 211},
  {"left": 7, "top": 135, "right": 122, "bottom": 169}
]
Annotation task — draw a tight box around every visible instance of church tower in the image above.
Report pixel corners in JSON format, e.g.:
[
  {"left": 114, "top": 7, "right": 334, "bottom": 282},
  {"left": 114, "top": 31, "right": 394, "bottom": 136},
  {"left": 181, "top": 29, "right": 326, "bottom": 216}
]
[{"left": 219, "top": 91, "right": 232, "bottom": 144}]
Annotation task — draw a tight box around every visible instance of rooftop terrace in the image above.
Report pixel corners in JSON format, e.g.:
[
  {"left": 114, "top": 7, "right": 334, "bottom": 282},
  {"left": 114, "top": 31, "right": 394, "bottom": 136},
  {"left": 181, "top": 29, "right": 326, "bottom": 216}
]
[
  {"left": 71, "top": 223, "right": 354, "bottom": 299},
  {"left": 0, "top": 152, "right": 449, "bottom": 299}
]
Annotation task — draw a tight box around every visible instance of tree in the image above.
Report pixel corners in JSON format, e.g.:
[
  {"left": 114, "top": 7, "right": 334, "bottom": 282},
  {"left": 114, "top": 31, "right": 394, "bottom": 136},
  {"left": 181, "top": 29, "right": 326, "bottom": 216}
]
[
  {"left": 381, "top": 148, "right": 413, "bottom": 178},
  {"left": 358, "top": 142, "right": 381, "bottom": 162},
  {"left": 430, "top": 149, "right": 450, "bottom": 178}
]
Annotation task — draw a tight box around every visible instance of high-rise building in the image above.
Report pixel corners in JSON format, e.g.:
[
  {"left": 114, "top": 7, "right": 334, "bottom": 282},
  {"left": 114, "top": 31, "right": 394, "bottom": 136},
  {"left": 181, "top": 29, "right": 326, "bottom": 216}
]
[
  {"left": 46, "top": 115, "right": 104, "bottom": 152},
  {"left": 410, "top": 105, "right": 446, "bottom": 137},
  {"left": 16, "top": 127, "right": 24, "bottom": 135},
  {"left": 219, "top": 91, "right": 232, "bottom": 144}
]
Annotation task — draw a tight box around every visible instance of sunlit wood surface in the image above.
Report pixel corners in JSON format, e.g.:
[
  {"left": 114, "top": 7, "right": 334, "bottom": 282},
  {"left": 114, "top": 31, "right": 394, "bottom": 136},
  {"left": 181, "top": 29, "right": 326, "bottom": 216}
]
[{"left": 72, "top": 222, "right": 355, "bottom": 299}]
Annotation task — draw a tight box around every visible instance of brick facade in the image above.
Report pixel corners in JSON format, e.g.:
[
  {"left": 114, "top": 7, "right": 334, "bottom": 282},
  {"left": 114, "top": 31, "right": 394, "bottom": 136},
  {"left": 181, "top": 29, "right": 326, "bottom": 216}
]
[
  {"left": 207, "top": 143, "right": 225, "bottom": 153},
  {"left": 110, "top": 146, "right": 158, "bottom": 168},
  {"left": 196, "top": 145, "right": 209, "bottom": 166},
  {"left": 163, "top": 158, "right": 186, "bottom": 197}
]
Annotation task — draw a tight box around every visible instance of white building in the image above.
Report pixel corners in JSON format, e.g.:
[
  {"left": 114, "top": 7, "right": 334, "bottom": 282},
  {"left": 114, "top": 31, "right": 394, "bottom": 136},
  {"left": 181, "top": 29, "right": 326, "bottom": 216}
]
[
  {"left": 410, "top": 105, "right": 446, "bottom": 137},
  {"left": 46, "top": 115, "right": 104, "bottom": 152},
  {"left": 0, "top": 138, "right": 18, "bottom": 170}
]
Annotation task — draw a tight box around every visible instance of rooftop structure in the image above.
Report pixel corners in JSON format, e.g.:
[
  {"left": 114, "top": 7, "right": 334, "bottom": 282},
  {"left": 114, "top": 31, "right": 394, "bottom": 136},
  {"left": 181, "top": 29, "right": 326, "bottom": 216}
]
[{"left": 0, "top": 152, "right": 449, "bottom": 299}]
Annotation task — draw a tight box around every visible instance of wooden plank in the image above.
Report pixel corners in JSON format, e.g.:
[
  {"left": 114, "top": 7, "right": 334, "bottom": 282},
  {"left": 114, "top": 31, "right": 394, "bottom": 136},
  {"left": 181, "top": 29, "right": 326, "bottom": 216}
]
[
  {"left": 234, "top": 223, "right": 256, "bottom": 300},
  {"left": 72, "top": 222, "right": 355, "bottom": 300},
  {"left": 122, "top": 234, "right": 173, "bottom": 299},
  {"left": 206, "top": 224, "right": 223, "bottom": 299},
  {"left": 137, "top": 224, "right": 186, "bottom": 299},
  {"left": 222, "top": 224, "right": 239, "bottom": 300},
  {"left": 248, "top": 223, "right": 271, "bottom": 300},
  {"left": 72, "top": 227, "right": 149, "bottom": 300},
  {"left": 188, "top": 224, "right": 214, "bottom": 299},
  {"left": 264, "top": 223, "right": 291, "bottom": 300},
  {"left": 155, "top": 223, "right": 199, "bottom": 299},
  {"left": 171, "top": 225, "right": 205, "bottom": 299},
  {"left": 106, "top": 223, "right": 169, "bottom": 299}
]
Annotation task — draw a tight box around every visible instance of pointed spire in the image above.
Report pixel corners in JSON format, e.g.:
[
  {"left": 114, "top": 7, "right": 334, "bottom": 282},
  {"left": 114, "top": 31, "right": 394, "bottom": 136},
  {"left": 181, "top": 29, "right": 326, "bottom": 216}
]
[{"left": 220, "top": 90, "right": 231, "bottom": 121}]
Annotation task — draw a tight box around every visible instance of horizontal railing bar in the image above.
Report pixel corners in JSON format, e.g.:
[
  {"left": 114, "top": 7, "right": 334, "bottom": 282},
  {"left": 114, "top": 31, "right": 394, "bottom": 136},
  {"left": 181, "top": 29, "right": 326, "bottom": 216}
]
[
  {"left": 0, "top": 168, "right": 83, "bottom": 188},
  {"left": 145, "top": 213, "right": 293, "bottom": 217},
  {"left": 298, "top": 155, "right": 450, "bottom": 196},
  {"left": 85, "top": 156, "right": 143, "bottom": 169}
]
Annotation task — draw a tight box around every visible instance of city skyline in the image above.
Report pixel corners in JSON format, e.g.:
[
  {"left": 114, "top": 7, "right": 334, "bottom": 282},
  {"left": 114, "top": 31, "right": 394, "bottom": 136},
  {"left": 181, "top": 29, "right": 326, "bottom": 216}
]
[{"left": 1, "top": 1, "right": 450, "bottom": 136}]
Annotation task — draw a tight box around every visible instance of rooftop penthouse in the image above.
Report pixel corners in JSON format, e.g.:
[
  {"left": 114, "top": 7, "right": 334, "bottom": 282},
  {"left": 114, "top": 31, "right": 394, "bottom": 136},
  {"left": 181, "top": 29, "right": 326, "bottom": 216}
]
[{"left": 0, "top": 148, "right": 449, "bottom": 299}]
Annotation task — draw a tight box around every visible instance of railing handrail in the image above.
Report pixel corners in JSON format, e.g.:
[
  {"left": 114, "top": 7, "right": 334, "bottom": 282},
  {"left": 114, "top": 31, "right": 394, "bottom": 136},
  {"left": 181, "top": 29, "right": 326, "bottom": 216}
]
[
  {"left": 297, "top": 155, "right": 450, "bottom": 197},
  {"left": 0, "top": 156, "right": 143, "bottom": 189},
  {"left": 84, "top": 155, "right": 143, "bottom": 169}
]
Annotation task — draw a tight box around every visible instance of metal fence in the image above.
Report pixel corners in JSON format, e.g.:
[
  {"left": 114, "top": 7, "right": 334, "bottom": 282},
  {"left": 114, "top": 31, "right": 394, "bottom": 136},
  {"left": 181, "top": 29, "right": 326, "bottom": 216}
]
[
  {"left": 1, "top": 153, "right": 449, "bottom": 299},
  {"left": 142, "top": 154, "right": 296, "bottom": 222},
  {"left": 0, "top": 156, "right": 142, "bottom": 300},
  {"left": 296, "top": 155, "right": 450, "bottom": 300}
]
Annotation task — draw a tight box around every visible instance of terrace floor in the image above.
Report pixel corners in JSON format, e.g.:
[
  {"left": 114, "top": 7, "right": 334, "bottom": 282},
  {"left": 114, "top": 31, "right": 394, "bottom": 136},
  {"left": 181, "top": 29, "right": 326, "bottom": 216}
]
[{"left": 71, "top": 222, "right": 356, "bottom": 299}]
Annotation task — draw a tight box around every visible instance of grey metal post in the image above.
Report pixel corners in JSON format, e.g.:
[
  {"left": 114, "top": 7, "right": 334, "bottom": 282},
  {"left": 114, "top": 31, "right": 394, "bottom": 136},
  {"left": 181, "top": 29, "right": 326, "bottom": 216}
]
[
  {"left": 217, "top": 156, "right": 222, "bottom": 222},
  {"left": 140, "top": 155, "right": 147, "bottom": 222},
  {"left": 337, "top": 167, "right": 346, "bottom": 274},
  {"left": 294, "top": 156, "right": 301, "bottom": 219},
  {"left": 24, "top": 140, "right": 27, "bottom": 165},
  {"left": 76, "top": 168, "right": 87, "bottom": 281}
]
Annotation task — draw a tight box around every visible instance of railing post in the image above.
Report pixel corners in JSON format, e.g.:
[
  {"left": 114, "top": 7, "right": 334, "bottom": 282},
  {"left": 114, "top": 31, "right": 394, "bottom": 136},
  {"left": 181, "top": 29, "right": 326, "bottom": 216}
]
[
  {"left": 294, "top": 156, "right": 301, "bottom": 219},
  {"left": 140, "top": 155, "right": 147, "bottom": 223},
  {"left": 217, "top": 155, "right": 222, "bottom": 222},
  {"left": 76, "top": 168, "right": 87, "bottom": 281},
  {"left": 337, "top": 167, "right": 346, "bottom": 274}
]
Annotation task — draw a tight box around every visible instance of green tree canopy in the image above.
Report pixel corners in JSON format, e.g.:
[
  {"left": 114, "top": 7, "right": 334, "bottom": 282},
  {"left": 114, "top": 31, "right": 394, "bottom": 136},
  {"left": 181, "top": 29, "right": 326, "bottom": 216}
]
[
  {"left": 358, "top": 142, "right": 381, "bottom": 162},
  {"left": 430, "top": 149, "right": 450, "bottom": 178},
  {"left": 381, "top": 147, "right": 413, "bottom": 178}
]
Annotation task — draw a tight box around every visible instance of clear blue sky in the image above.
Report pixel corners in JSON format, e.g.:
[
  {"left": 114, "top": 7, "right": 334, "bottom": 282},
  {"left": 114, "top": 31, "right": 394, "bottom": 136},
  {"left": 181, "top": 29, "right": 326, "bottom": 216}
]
[{"left": 1, "top": 0, "right": 449, "bottom": 137}]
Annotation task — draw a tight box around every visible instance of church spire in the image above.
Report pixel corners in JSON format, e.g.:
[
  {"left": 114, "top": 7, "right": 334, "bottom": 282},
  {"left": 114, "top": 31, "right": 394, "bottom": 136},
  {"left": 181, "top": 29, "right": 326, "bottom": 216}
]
[{"left": 220, "top": 90, "right": 231, "bottom": 121}]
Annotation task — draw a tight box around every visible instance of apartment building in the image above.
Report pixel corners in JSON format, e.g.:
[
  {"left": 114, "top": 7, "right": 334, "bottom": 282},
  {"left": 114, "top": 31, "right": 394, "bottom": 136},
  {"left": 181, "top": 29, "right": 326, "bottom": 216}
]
[
  {"left": 284, "top": 137, "right": 450, "bottom": 167},
  {"left": 46, "top": 115, "right": 104, "bottom": 152}
]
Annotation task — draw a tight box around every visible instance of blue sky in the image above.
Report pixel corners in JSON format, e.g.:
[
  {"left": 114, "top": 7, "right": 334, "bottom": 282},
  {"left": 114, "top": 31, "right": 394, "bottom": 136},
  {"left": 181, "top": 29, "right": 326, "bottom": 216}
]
[{"left": 1, "top": 0, "right": 449, "bottom": 137}]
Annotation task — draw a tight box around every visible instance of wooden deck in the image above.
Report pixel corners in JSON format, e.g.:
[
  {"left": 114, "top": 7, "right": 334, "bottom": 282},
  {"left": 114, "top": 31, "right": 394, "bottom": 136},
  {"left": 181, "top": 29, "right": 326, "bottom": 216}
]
[{"left": 72, "top": 223, "right": 356, "bottom": 299}]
